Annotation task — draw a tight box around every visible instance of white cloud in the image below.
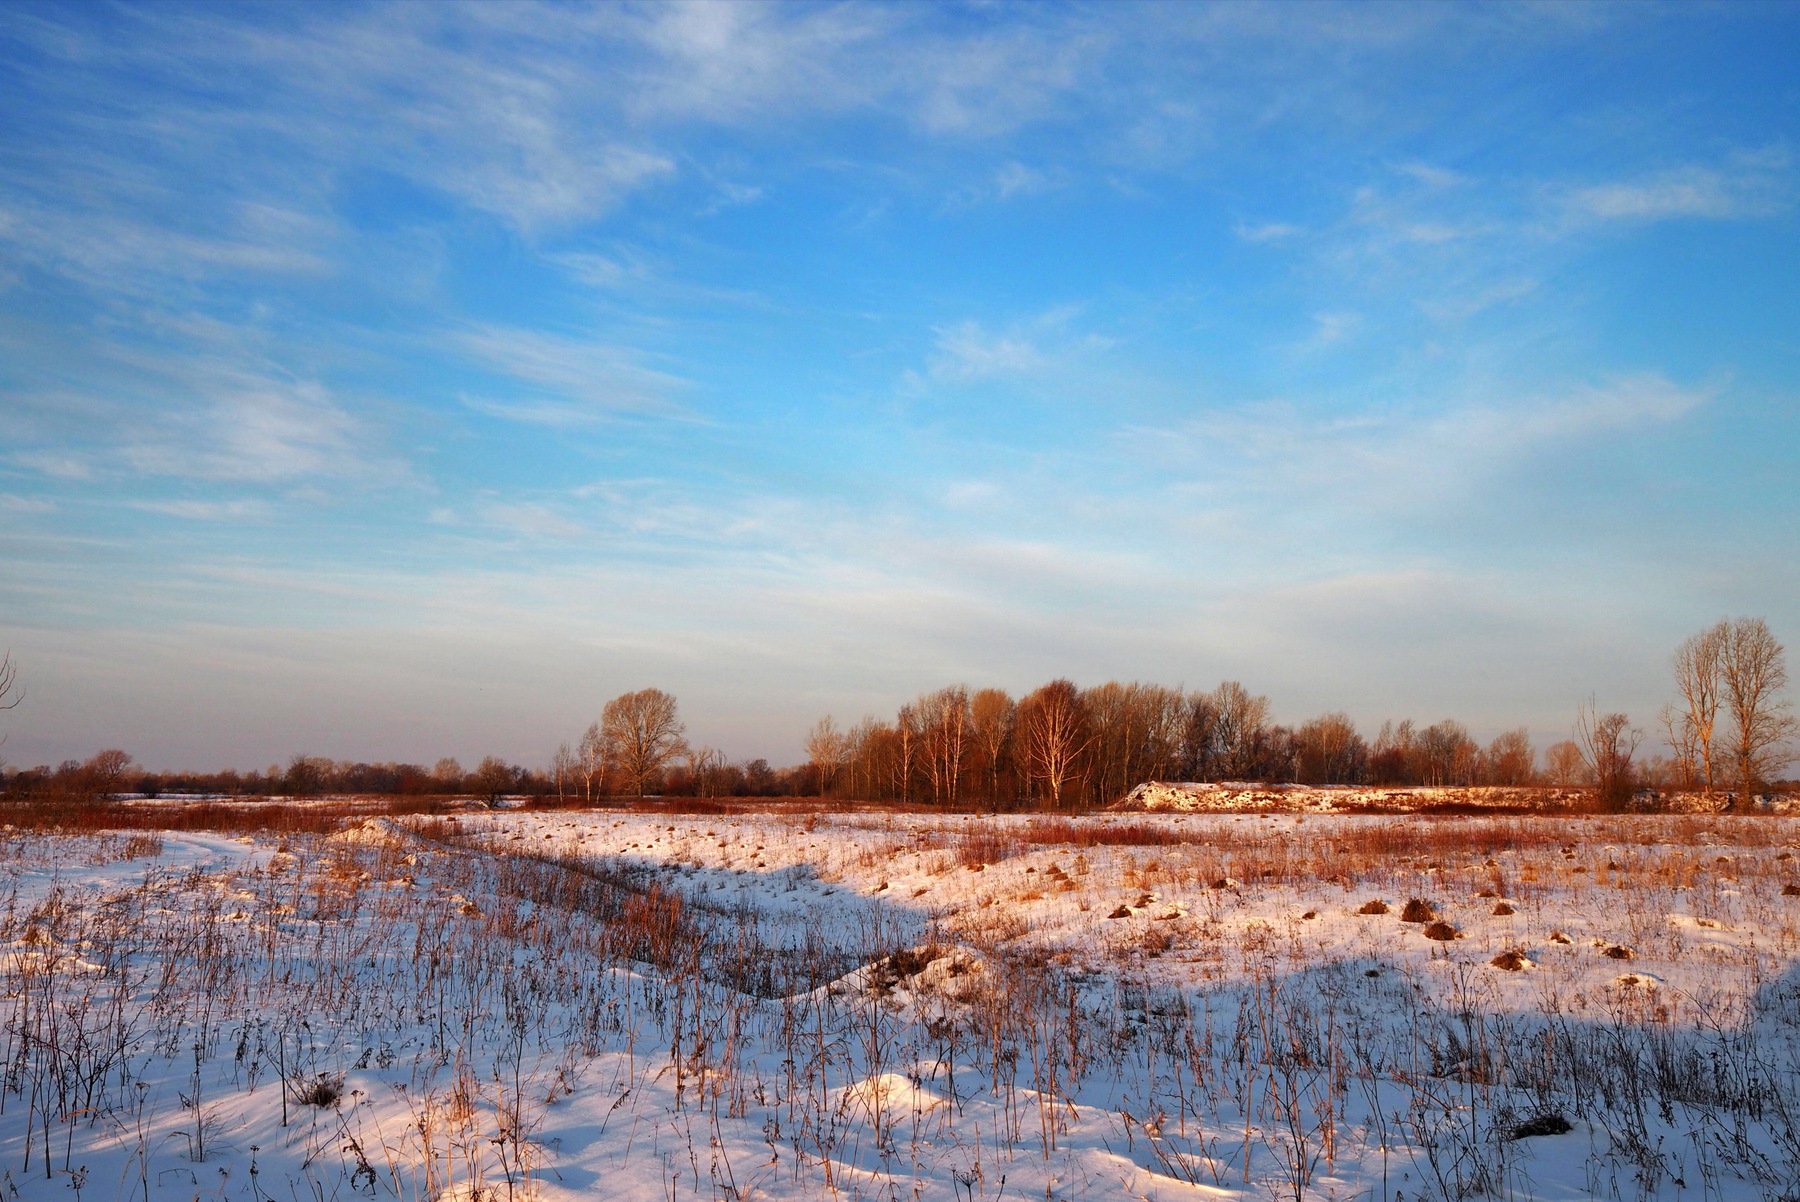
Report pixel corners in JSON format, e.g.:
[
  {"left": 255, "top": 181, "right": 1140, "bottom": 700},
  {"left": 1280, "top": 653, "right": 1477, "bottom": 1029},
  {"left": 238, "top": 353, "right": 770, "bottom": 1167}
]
[
  {"left": 550, "top": 252, "right": 644, "bottom": 290},
  {"left": 0, "top": 199, "right": 334, "bottom": 301},
  {"left": 1394, "top": 161, "right": 1467, "bottom": 190},
  {"left": 0, "top": 493, "right": 56, "bottom": 514},
  {"left": 1300, "top": 311, "right": 1360, "bottom": 351},
  {"left": 477, "top": 501, "right": 589, "bottom": 542},
  {"left": 698, "top": 181, "right": 765, "bottom": 215},
  {"left": 119, "top": 377, "right": 374, "bottom": 485},
  {"left": 628, "top": 1, "right": 895, "bottom": 125},
  {"left": 930, "top": 320, "right": 1052, "bottom": 382},
  {"left": 922, "top": 307, "right": 1112, "bottom": 385},
  {"left": 1234, "top": 220, "right": 1303, "bottom": 243},
  {"left": 946, "top": 160, "right": 1067, "bottom": 209},
  {"left": 1123, "top": 372, "right": 1713, "bottom": 512},
  {"left": 1418, "top": 277, "right": 1539, "bottom": 323},
  {"left": 993, "top": 160, "right": 1051, "bottom": 200},
  {"left": 1563, "top": 163, "right": 1783, "bottom": 223},
  {"left": 130, "top": 498, "right": 270, "bottom": 521},
  {"left": 8, "top": 451, "right": 95, "bottom": 481},
  {"left": 942, "top": 480, "right": 1004, "bottom": 510},
  {"left": 456, "top": 326, "right": 691, "bottom": 424}
]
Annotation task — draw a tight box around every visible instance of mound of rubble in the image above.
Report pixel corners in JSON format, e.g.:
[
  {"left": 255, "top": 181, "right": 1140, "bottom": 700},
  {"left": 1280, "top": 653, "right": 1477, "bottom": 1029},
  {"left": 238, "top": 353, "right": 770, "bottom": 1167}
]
[{"left": 1114, "top": 781, "right": 1582, "bottom": 814}]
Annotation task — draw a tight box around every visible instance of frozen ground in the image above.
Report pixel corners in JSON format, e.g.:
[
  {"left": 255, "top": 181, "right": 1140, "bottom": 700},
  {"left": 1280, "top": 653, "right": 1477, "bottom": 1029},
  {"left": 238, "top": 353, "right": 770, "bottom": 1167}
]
[{"left": 2, "top": 807, "right": 1798, "bottom": 1201}]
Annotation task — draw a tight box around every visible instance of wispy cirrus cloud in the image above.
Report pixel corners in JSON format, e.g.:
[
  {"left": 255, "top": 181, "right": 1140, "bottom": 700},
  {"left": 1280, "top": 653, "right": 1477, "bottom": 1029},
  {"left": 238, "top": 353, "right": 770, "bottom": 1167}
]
[
  {"left": 455, "top": 326, "right": 692, "bottom": 425},
  {"left": 947, "top": 160, "right": 1063, "bottom": 209},
  {"left": 1122, "top": 372, "right": 1713, "bottom": 512},
  {"left": 1234, "top": 220, "right": 1304, "bottom": 243},
  {"left": 0, "top": 198, "right": 336, "bottom": 302},
  {"left": 474, "top": 500, "right": 589, "bottom": 542},
  {"left": 1559, "top": 152, "right": 1791, "bottom": 224},
  {"left": 119, "top": 378, "right": 379, "bottom": 485},
  {"left": 7, "top": 451, "right": 96, "bottom": 481},
  {"left": 920, "top": 308, "right": 1113, "bottom": 385},
  {"left": 4, "top": 321, "right": 407, "bottom": 491},
  {"left": 129, "top": 498, "right": 271, "bottom": 522}
]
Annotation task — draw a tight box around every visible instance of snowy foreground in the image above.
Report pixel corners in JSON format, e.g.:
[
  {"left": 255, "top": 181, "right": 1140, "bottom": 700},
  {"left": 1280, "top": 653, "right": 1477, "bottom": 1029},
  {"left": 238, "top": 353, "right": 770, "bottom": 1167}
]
[{"left": 3, "top": 807, "right": 1799, "bottom": 1202}]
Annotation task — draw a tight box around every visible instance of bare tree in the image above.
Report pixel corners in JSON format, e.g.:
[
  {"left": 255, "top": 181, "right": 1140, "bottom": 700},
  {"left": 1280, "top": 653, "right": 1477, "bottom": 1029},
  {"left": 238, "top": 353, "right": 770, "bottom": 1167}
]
[
  {"left": 1544, "top": 739, "right": 1585, "bottom": 789},
  {"left": 432, "top": 757, "right": 464, "bottom": 793},
  {"left": 549, "top": 741, "right": 576, "bottom": 804},
  {"left": 1576, "top": 699, "right": 1639, "bottom": 812},
  {"left": 1658, "top": 703, "right": 1698, "bottom": 790},
  {"left": 1085, "top": 682, "right": 1189, "bottom": 802},
  {"left": 1142, "top": 686, "right": 1189, "bottom": 781},
  {"left": 1673, "top": 623, "right": 1726, "bottom": 795},
  {"left": 1370, "top": 718, "right": 1418, "bottom": 785},
  {"left": 969, "top": 688, "right": 1015, "bottom": 808},
  {"left": 1018, "top": 679, "right": 1092, "bottom": 809},
  {"left": 0, "top": 651, "right": 18, "bottom": 770},
  {"left": 894, "top": 703, "right": 921, "bottom": 804},
  {"left": 1211, "top": 681, "right": 1272, "bottom": 780},
  {"left": 1084, "top": 681, "right": 1135, "bottom": 802},
  {"left": 1483, "top": 727, "right": 1536, "bottom": 786},
  {"left": 916, "top": 686, "right": 972, "bottom": 806},
  {"left": 1293, "top": 712, "right": 1368, "bottom": 785},
  {"left": 602, "top": 688, "right": 688, "bottom": 798},
  {"left": 1417, "top": 719, "right": 1479, "bottom": 786},
  {"left": 1718, "top": 617, "right": 1795, "bottom": 808},
  {"left": 85, "top": 748, "right": 135, "bottom": 799},
  {"left": 286, "top": 753, "right": 332, "bottom": 797},
  {"left": 844, "top": 717, "right": 890, "bottom": 801},
  {"left": 805, "top": 716, "right": 849, "bottom": 797},
  {"left": 577, "top": 721, "right": 607, "bottom": 802},
  {"left": 472, "top": 755, "right": 520, "bottom": 805},
  {"left": 687, "top": 745, "right": 725, "bottom": 798}
]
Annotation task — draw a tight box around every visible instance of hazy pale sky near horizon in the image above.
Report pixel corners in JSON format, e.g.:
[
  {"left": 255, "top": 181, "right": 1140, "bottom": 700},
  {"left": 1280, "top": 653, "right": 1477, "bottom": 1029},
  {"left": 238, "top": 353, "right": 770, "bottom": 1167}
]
[{"left": 2, "top": 1, "right": 1797, "bottom": 772}]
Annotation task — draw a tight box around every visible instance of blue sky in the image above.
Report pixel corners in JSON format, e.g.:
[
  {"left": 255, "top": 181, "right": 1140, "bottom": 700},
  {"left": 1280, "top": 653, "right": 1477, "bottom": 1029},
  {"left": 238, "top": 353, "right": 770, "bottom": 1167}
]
[{"left": 2, "top": 1, "right": 1797, "bottom": 772}]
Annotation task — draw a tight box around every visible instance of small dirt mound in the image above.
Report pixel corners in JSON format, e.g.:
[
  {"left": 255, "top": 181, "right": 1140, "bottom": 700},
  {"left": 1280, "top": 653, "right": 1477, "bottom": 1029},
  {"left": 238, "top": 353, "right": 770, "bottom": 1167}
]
[
  {"left": 1422, "top": 920, "right": 1460, "bottom": 941},
  {"left": 1782, "top": 883, "right": 1800, "bottom": 897},
  {"left": 1601, "top": 944, "right": 1634, "bottom": 960},
  {"left": 1492, "top": 901, "right": 1516, "bottom": 916},
  {"left": 1107, "top": 905, "right": 1133, "bottom": 920},
  {"left": 1549, "top": 929, "right": 1572, "bottom": 944},
  {"left": 1490, "top": 949, "right": 1530, "bottom": 971},
  {"left": 1357, "top": 899, "right": 1391, "bottom": 915},
  {"left": 1507, "top": 1112, "right": 1572, "bottom": 1140},
  {"left": 1400, "top": 898, "right": 1437, "bottom": 923}
]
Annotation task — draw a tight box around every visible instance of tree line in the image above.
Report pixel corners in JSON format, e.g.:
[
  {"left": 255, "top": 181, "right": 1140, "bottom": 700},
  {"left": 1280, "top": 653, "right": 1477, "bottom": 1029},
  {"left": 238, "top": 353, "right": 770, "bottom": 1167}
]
[
  {"left": 802, "top": 619, "right": 1792, "bottom": 811},
  {"left": 799, "top": 679, "right": 1560, "bottom": 810},
  {"left": 1, "top": 621, "right": 1792, "bottom": 810}
]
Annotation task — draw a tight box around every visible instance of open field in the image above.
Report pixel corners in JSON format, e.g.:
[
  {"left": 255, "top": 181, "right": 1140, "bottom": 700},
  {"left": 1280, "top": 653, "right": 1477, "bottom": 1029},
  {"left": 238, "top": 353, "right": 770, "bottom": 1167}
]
[{"left": 3, "top": 805, "right": 1799, "bottom": 1201}]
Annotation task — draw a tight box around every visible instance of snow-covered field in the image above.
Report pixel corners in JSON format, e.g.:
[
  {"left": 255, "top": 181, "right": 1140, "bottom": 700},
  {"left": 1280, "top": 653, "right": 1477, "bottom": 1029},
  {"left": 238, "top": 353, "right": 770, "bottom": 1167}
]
[{"left": 3, "top": 806, "right": 1799, "bottom": 1201}]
